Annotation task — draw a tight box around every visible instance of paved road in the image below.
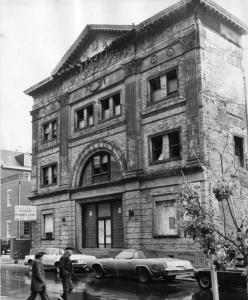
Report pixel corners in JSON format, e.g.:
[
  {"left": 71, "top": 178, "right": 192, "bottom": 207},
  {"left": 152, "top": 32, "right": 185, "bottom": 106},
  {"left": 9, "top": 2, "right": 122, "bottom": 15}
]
[{"left": 1, "top": 256, "right": 247, "bottom": 300}]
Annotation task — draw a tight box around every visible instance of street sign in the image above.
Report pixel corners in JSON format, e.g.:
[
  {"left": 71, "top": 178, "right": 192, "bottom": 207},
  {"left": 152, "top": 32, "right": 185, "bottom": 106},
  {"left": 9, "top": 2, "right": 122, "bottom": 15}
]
[{"left": 15, "top": 205, "right": 37, "bottom": 221}]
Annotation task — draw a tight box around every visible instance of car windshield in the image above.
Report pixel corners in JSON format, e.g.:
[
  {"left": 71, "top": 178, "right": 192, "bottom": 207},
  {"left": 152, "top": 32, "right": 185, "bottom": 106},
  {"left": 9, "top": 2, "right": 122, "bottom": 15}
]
[{"left": 142, "top": 251, "right": 169, "bottom": 259}]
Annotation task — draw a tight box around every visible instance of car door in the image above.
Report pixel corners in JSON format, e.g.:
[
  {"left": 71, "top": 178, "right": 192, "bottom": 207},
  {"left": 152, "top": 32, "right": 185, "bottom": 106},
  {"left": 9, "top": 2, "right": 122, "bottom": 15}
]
[
  {"left": 113, "top": 251, "right": 133, "bottom": 275},
  {"left": 46, "top": 248, "right": 59, "bottom": 267},
  {"left": 42, "top": 248, "right": 52, "bottom": 267}
]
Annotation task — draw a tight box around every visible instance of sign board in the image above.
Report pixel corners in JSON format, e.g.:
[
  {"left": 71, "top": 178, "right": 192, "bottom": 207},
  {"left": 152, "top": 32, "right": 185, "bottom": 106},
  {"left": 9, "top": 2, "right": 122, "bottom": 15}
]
[{"left": 15, "top": 206, "right": 37, "bottom": 221}]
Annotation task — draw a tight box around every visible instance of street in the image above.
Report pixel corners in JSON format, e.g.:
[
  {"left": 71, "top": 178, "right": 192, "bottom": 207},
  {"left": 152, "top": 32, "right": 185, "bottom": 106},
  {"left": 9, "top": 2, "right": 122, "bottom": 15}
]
[{"left": 1, "top": 263, "right": 247, "bottom": 300}]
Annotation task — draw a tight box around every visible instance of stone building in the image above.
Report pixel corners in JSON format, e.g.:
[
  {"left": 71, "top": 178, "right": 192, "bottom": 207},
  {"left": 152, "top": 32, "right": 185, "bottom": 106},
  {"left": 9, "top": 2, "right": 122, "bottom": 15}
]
[
  {"left": 1, "top": 150, "right": 32, "bottom": 255},
  {"left": 24, "top": 0, "right": 248, "bottom": 263}
]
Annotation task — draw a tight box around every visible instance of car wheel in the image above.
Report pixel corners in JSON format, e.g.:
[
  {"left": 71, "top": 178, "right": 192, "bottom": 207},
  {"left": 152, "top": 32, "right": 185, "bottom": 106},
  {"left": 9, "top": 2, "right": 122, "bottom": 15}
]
[
  {"left": 55, "top": 263, "right": 60, "bottom": 274},
  {"left": 198, "top": 274, "right": 212, "bottom": 290},
  {"left": 137, "top": 267, "right": 151, "bottom": 283},
  {"left": 163, "top": 275, "right": 176, "bottom": 281},
  {"left": 28, "top": 261, "right": 33, "bottom": 271},
  {"left": 94, "top": 265, "right": 105, "bottom": 279}
]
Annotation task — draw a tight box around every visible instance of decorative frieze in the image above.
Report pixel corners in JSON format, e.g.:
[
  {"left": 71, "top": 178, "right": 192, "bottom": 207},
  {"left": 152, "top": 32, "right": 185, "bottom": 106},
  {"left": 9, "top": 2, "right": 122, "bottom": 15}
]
[
  {"left": 58, "top": 92, "right": 70, "bottom": 108},
  {"left": 122, "top": 58, "right": 142, "bottom": 78},
  {"left": 179, "top": 31, "right": 197, "bottom": 51}
]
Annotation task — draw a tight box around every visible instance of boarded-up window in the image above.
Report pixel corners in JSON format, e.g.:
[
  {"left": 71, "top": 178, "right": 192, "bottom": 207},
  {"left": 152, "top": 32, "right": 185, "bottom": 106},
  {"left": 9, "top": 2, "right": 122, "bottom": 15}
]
[{"left": 155, "top": 199, "right": 177, "bottom": 236}]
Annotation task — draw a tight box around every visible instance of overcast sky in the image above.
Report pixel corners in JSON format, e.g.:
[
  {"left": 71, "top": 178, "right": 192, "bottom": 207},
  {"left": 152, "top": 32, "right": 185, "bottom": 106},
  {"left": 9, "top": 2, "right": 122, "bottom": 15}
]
[{"left": 0, "top": 0, "right": 247, "bottom": 153}]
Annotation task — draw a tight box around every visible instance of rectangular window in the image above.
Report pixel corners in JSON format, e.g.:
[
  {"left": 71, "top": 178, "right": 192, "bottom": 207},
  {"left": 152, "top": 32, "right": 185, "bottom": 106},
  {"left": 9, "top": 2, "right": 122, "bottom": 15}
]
[
  {"left": 234, "top": 136, "right": 244, "bottom": 168},
  {"left": 149, "top": 69, "right": 178, "bottom": 102},
  {"left": 24, "top": 222, "right": 30, "bottom": 235},
  {"left": 102, "top": 98, "right": 110, "bottom": 120},
  {"left": 23, "top": 172, "right": 30, "bottom": 181},
  {"left": 51, "top": 165, "right": 57, "bottom": 184},
  {"left": 154, "top": 198, "right": 177, "bottom": 236},
  {"left": 76, "top": 104, "right": 94, "bottom": 129},
  {"left": 44, "top": 213, "right": 54, "bottom": 239},
  {"left": 151, "top": 130, "right": 181, "bottom": 162},
  {"left": 43, "top": 120, "right": 57, "bottom": 142},
  {"left": 6, "top": 221, "right": 11, "bottom": 237},
  {"left": 113, "top": 93, "right": 121, "bottom": 116},
  {"left": 43, "top": 124, "right": 50, "bottom": 141},
  {"left": 52, "top": 121, "right": 57, "bottom": 139},
  {"left": 101, "top": 93, "right": 121, "bottom": 120},
  {"left": 7, "top": 190, "right": 11, "bottom": 207},
  {"left": 42, "top": 163, "right": 57, "bottom": 186}
]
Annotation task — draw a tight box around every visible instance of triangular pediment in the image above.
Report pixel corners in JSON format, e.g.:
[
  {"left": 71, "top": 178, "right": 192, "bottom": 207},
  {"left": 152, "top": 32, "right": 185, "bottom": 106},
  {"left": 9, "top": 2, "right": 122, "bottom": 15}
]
[{"left": 52, "top": 24, "right": 133, "bottom": 76}]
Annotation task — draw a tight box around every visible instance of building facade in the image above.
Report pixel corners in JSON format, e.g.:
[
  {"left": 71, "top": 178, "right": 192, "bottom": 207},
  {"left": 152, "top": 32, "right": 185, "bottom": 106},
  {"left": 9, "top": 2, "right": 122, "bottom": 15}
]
[
  {"left": 25, "top": 0, "right": 248, "bottom": 262},
  {"left": 1, "top": 150, "right": 32, "bottom": 254}
]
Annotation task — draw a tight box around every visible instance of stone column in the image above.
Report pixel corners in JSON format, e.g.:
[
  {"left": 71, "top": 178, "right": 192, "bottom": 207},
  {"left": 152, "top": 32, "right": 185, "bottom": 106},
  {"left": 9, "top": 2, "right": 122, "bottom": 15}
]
[
  {"left": 58, "top": 92, "right": 70, "bottom": 188},
  {"left": 30, "top": 109, "right": 39, "bottom": 194}
]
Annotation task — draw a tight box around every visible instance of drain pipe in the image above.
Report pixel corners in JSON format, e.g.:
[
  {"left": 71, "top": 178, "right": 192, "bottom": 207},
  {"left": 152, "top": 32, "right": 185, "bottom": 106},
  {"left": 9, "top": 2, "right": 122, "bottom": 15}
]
[{"left": 18, "top": 180, "right": 21, "bottom": 239}]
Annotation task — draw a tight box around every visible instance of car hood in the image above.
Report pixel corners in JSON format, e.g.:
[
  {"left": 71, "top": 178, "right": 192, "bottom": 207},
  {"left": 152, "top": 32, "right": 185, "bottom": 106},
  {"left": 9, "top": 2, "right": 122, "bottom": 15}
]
[{"left": 70, "top": 254, "right": 96, "bottom": 260}]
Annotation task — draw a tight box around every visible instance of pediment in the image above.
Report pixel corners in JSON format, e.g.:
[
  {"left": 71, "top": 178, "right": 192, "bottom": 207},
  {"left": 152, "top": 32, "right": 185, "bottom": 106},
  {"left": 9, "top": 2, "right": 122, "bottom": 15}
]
[{"left": 52, "top": 24, "right": 132, "bottom": 76}]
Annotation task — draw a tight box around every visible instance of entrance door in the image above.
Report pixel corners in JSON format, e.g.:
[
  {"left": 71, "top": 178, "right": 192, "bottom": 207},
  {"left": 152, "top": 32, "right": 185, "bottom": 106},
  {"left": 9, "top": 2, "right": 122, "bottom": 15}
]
[{"left": 98, "top": 219, "right": 111, "bottom": 248}]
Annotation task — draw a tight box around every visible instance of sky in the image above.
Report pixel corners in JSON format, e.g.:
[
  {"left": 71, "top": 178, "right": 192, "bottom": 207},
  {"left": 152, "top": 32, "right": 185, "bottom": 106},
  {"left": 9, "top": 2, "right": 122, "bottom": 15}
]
[{"left": 0, "top": 0, "right": 247, "bottom": 153}]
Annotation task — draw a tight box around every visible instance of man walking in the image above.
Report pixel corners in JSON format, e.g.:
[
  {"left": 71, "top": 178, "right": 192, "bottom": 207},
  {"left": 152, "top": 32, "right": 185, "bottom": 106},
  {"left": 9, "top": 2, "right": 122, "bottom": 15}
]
[
  {"left": 27, "top": 251, "right": 50, "bottom": 300},
  {"left": 58, "top": 247, "right": 74, "bottom": 300}
]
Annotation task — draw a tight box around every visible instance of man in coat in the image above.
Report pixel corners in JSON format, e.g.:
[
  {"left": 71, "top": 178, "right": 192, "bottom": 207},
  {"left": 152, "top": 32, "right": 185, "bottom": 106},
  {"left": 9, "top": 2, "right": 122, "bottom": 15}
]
[
  {"left": 58, "top": 247, "right": 74, "bottom": 300},
  {"left": 27, "top": 251, "right": 50, "bottom": 300}
]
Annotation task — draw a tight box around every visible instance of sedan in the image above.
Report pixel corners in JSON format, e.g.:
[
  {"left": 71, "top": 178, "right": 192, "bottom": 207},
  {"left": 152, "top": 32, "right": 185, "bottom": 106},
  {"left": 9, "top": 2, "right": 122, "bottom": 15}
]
[
  {"left": 89, "top": 249, "right": 194, "bottom": 283},
  {"left": 24, "top": 248, "right": 96, "bottom": 273},
  {"left": 193, "top": 267, "right": 247, "bottom": 289}
]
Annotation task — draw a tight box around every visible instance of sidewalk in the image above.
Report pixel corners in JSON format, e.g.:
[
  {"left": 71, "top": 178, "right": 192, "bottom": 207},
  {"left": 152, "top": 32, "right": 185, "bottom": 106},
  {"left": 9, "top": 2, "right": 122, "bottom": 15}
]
[{"left": 0, "top": 255, "right": 25, "bottom": 266}]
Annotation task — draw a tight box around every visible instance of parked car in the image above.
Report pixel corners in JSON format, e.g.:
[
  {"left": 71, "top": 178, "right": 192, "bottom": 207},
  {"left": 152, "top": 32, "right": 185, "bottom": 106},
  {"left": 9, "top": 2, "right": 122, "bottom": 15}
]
[
  {"left": 24, "top": 248, "right": 96, "bottom": 273},
  {"left": 193, "top": 267, "right": 247, "bottom": 289},
  {"left": 88, "top": 249, "right": 194, "bottom": 283}
]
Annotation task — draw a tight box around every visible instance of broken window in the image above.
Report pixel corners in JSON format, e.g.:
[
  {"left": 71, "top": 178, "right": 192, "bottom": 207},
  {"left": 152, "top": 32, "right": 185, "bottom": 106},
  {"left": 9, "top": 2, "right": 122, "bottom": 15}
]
[
  {"left": 76, "top": 104, "right": 94, "bottom": 129},
  {"left": 234, "top": 136, "right": 244, "bottom": 168},
  {"left": 151, "top": 130, "right": 180, "bottom": 162},
  {"left": 101, "top": 93, "right": 121, "bottom": 120},
  {"left": 42, "top": 164, "right": 57, "bottom": 186},
  {"left": 43, "top": 120, "right": 57, "bottom": 142}
]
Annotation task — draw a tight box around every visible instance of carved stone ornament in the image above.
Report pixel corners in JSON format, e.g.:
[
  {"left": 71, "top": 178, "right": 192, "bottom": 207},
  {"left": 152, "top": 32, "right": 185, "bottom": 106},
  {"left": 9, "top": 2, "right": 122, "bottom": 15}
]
[
  {"left": 166, "top": 47, "right": 174, "bottom": 57},
  {"left": 150, "top": 55, "right": 158, "bottom": 64},
  {"left": 86, "top": 77, "right": 105, "bottom": 93},
  {"left": 122, "top": 58, "right": 142, "bottom": 78},
  {"left": 179, "top": 31, "right": 197, "bottom": 51},
  {"left": 43, "top": 107, "right": 47, "bottom": 115},
  {"left": 58, "top": 92, "right": 70, "bottom": 108},
  {"left": 52, "top": 103, "right": 56, "bottom": 111},
  {"left": 30, "top": 109, "right": 39, "bottom": 121}
]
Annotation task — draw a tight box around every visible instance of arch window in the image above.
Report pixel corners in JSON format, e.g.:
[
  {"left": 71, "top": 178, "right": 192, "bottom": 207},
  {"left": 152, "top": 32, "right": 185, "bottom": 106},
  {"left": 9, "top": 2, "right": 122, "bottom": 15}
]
[{"left": 81, "top": 152, "right": 122, "bottom": 185}]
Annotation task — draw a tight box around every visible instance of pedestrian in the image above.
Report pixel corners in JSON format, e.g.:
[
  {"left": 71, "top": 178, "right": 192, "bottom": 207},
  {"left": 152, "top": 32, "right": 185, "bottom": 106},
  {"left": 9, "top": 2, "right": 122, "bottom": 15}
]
[
  {"left": 26, "top": 251, "right": 50, "bottom": 300},
  {"left": 58, "top": 247, "right": 74, "bottom": 300}
]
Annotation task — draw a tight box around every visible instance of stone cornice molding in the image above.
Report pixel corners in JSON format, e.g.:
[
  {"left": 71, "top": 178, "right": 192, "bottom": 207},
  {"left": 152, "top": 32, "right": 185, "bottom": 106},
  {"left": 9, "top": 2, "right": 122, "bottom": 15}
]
[
  {"left": 122, "top": 57, "right": 142, "bottom": 78},
  {"left": 30, "top": 109, "right": 39, "bottom": 121},
  {"left": 58, "top": 92, "right": 70, "bottom": 108}
]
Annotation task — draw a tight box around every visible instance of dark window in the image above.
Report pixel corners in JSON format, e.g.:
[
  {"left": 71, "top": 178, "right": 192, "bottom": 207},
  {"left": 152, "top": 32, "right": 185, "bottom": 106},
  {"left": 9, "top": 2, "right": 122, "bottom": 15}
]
[
  {"left": 152, "top": 136, "right": 163, "bottom": 161},
  {"left": 43, "top": 167, "right": 49, "bottom": 186},
  {"left": 167, "top": 69, "right": 178, "bottom": 95},
  {"left": 113, "top": 94, "right": 121, "bottom": 116},
  {"left": 51, "top": 165, "right": 57, "bottom": 184},
  {"left": 169, "top": 131, "right": 180, "bottom": 158},
  {"left": 42, "top": 164, "right": 57, "bottom": 186},
  {"left": 234, "top": 136, "right": 244, "bottom": 167},
  {"left": 149, "top": 69, "right": 178, "bottom": 102},
  {"left": 52, "top": 121, "right": 57, "bottom": 139},
  {"left": 81, "top": 152, "right": 122, "bottom": 185},
  {"left": 43, "top": 124, "right": 50, "bottom": 142},
  {"left": 102, "top": 99, "right": 110, "bottom": 120},
  {"left": 76, "top": 105, "right": 94, "bottom": 129},
  {"left": 151, "top": 131, "right": 180, "bottom": 162},
  {"left": 24, "top": 222, "right": 30, "bottom": 235}
]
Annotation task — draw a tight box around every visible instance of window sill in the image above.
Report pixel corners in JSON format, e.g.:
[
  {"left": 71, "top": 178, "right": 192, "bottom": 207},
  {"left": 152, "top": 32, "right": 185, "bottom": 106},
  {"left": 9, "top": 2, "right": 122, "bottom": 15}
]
[
  {"left": 41, "top": 138, "right": 57, "bottom": 145},
  {"left": 149, "top": 156, "right": 181, "bottom": 165},
  {"left": 41, "top": 183, "right": 57, "bottom": 188},
  {"left": 147, "top": 92, "right": 179, "bottom": 106},
  {"left": 74, "top": 124, "right": 94, "bottom": 133},
  {"left": 153, "top": 234, "right": 179, "bottom": 238},
  {"left": 99, "top": 115, "right": 121, "bottom": 124}
]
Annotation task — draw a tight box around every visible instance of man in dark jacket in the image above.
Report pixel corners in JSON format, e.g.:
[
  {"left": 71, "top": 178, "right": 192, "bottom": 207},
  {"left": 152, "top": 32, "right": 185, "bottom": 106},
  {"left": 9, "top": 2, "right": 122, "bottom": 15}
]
[
  {"left": 58, "top": 247, "right": 74, "bottom": 300},
  {"left": 27, "top": 251, "right": 50, "bottom": 300}
]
